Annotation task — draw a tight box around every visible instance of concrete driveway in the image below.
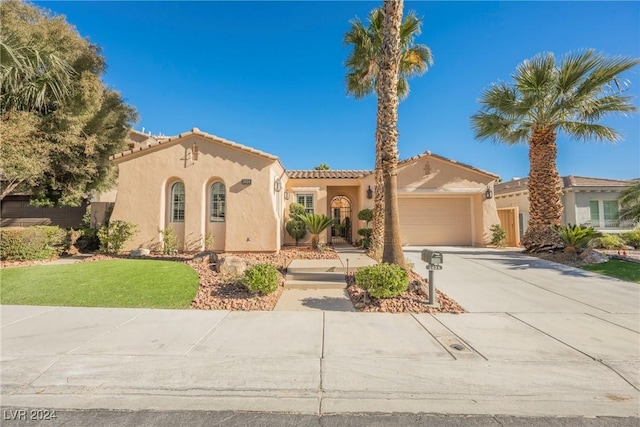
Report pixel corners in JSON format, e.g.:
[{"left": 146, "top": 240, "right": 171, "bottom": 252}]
[{"left": 1, "top": 247, "right": 639, "bottom": 419}]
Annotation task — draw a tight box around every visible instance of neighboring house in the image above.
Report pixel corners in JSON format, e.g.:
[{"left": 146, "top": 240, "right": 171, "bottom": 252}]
[
  {"left": 495, "top": 176, "right": 632, "bottom": 246},
  {"left": 96, "top": 128, "right": 501, "bottom": 252}
]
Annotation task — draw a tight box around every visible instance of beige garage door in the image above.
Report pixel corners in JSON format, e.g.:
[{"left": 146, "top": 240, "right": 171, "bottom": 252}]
[{"left": 398, "top": 197, "right": 472, "bottom": 245}]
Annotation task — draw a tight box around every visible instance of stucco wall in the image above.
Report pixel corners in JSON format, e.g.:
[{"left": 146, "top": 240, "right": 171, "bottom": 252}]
[{"left": 110, "top": 135, "right": 281, "bottom": 252}]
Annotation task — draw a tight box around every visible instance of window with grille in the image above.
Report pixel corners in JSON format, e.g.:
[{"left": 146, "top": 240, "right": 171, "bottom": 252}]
[
  {"left": 603, "top": 200, "right": 619, "bottom": 228},
  {"left": 171, "top": 182, "right": 185, "bottom": 223},
  {"left": 296, "top": 194, "right": 314, "bottom": 214},
  {"left": 210, "top": 182, "right": 226, "bottom": 222}
]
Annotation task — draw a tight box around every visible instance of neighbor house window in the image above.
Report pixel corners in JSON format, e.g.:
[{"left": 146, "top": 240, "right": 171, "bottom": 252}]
[
  {"left": 603, "top": 200, "right": 619, "bottom": 228},
  {"left": 590, "top": 200, "right": 619, "bottom": 228},
  {"left": 296, "top": 194, "right": 314, "bottom": 214},
  {"left": 210, "top": 182, "right": 226, "bottom": 222},
  {"left": 589, "top": 200, "right": 600, "bottom": 227},
  {"left": 171, "top": 182, "right": 185, "bottom": 223}
]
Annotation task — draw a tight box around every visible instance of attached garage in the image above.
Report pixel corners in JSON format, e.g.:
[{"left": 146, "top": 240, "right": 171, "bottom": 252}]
[{"left": 398, "top": 197, "right": 473, "bottom": 246}]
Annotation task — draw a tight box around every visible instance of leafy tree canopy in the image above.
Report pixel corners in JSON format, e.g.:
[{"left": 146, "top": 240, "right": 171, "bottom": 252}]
[{"left": 0, "top": 0, "right": 137, "bottom": 206}]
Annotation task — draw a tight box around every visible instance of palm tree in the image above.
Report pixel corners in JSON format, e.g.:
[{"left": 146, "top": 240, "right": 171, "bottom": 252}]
[
  {"left": 344, "top": 6, "right": 432, "bottom": 260},
  {"left": 0, "top": 33, "right": 75, "bottom": 113},
  {"left": 378, "top": 0, "right": 406, "bottom": 267},
  {"left": 313, "top": 163, "right": 330, "bottom": 170},
  {"left": 471, "top": 50, "right": 639, "bottom": 252},
  {"left": 619, "top": 179, "right": 640, "bottom": 225},
  {"left": 299, "top": 213, "right": 334, "bottom": 250}
]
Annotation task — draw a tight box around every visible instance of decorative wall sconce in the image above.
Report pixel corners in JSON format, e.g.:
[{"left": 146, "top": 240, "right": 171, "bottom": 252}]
[
  {"left": 485, "top": 187, "right": 493, "bottom": 199},
  {"left": 366, "top": 185, "right": 373, "bottom": 199},
  {"left": 284, "top": 190, "right": 291, "bottom": 200},
  {"left": 274, "top": 179, "right": 282, "bottom": 192}
]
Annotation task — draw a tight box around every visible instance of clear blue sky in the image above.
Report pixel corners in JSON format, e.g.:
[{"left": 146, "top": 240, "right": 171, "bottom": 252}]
[{"left": 36, "top": 1, "right": 640, "bottom": 181}]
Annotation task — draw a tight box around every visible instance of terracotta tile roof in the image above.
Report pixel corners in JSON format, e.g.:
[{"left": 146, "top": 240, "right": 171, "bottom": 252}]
[
  {"left": 286, "top": 170, "right": 372, "bottom": 179},
  {"left": 399, "top": 150, "right": 499, "bottom": 179},
  {"left": 495, "top": 175, "right": 631, "bottom": 195},
  {"left": 111, "top": 128, "right": 279, "bottom": 161},
  {"left": 562, "top": 175, "right": 631, "bottom": 188}
]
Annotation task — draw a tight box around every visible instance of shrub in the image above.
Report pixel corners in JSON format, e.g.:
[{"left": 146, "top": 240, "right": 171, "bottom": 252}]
[
  {"left": 490, "top": 224, "right": 507, "bottom": 247},
  {"left": 357, "top": 209, "right": 373, "bottom": 227},
  {"left": 552, "top": 224, "right": 598, "bottom": 253},
  {"left": 243, "top": 263, "right": 280, "bottom": 295},
  {"left": 285, "top": 203, "right": 307, "bottom": 245},
  {"left": 357, "top": 227, "right": 372, "bottom": 249},
  {"left": 75, "top": 227, "right": 100, "bottom": 252},
  {"left": 355, "top": 263, "right": 408, "bottom": 299},
  {"left": 589, "top": 233, "right": 627, "bottom": 250},
  {"left": 159, "top": 227, "right": 179, "bottom": 254},
  {"left": 97, "top": 221, "right": 137, "bottom": 254},
  {"left": 0, "top": 226, "right": 67, "bottom": 260},
  {"left": 620, "top": 229, "right": 640, "bottom": 249}
]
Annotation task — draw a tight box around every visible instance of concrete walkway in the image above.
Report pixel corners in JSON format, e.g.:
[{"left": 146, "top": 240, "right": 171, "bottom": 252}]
[
  {"left": 274, "top": 243, "right": 376, "bottom": 311},
  {"left": 1, "top": 247, "right": 639, "bottom": 418}
]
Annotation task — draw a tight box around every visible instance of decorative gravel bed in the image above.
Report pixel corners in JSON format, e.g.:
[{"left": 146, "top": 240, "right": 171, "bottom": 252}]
[{"left": 346, "top": 270, "right": 466, "bottom": 314}]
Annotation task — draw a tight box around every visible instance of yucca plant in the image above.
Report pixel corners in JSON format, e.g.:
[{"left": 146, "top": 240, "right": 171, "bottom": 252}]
[
  {"left": 299, "top": 213, "right": 334, "bottom": 250},
  {"left": 552, "top": 224, "right": 598, "bottom": 254}
]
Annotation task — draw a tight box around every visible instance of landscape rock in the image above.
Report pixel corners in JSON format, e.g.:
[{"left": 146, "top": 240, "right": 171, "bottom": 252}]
[
  {"left": 219, "top": 255, "right": 247, "bottom": 275},
  {"left": 130, "top": 248, "right": 151, "bottom": 257},
  {"left": 579, "top": 248, "right": 609, "bottom": 264}
]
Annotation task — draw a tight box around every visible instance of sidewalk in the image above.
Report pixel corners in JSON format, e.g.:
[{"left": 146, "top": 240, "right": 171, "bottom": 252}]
[{"left": 1, "top": 248, "right": 638, "bottom": 418}]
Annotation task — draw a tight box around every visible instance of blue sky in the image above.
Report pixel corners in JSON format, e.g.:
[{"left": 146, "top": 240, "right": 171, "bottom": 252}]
[{"left": 36, "top": 1, "right": 640, "bottom": 181}]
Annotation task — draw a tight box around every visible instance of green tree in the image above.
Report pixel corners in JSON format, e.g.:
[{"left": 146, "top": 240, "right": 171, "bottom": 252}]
[
  {"left": 313, "top": 163, "right": 330, "bottom": 170},
  {"left": 0, "top": 0, "right": 137, "bottom": 205},
  {"left": 299, "top": 213, "right": 334, "bottom": 250},
  {"left": 619, "top": 179, "right": 640, "bottom": 225},
  {"left": 377, "top": 0, "right": 406, "bottom": 267},
  {"left": 471, "top": 50, "right": 638, "bottom": 252},
  {"left": 344, "top": 5, "right": 432, "bottom": 260}
]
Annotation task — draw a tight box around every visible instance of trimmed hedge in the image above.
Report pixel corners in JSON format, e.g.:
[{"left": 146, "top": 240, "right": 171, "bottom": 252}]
[
  {"left": 355, "top": 263, "right": 408, "bottom": 299},
  {"left": 0, "top": 226, "right": 67, "bottom": 260}
]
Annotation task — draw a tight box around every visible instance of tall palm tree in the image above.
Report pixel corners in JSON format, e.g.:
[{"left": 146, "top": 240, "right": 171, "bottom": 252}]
[
  {"left": 619, "top": 179, "right": 640, "bottom": 225},
  {"left": 471, "top": 50, "right": 638, "bottom": 252},
  {"left": 344, "top": 6, "right": 432, "bottom": 260},
  {"left": 0, "top": 33, "right": 75, "bottom": 113},
  {"left": 378, "top": 0, "right": 406, "bottom": 266}
]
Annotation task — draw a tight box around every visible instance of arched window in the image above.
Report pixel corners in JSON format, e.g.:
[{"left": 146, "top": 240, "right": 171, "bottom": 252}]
[
  {"left": 170, "top": 182, "right": 185, "bottom": 222},
  {"left": 210, "top": 182, "right": 225, "bottom": 222}
]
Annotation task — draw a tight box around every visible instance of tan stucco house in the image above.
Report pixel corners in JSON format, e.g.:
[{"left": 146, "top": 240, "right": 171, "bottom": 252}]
[
  {"left": 494, "top": 176, "right": 633, "bottom": 246},
  {"left": 94, "top": 128, "right": 501, "bottom": 252}
]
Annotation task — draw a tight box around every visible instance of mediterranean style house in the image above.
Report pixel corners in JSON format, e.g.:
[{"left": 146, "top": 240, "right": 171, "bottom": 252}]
[
  {"left": 494, "top": 176, "right": 632, "bottom": 247},
  {"left": 89, "top": 128, "right": 502, "bottom": 252}
]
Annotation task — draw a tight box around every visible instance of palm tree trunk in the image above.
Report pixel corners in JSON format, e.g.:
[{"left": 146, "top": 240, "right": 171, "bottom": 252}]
[
  {"left": 378, "top": 0, "right": 406, "bottom": 267},
  {"left": 369, "top": 81, "right": 384, "bottom": 261},
  {"left": 522, "top": 127, "right": 564, "bottom": 252}
]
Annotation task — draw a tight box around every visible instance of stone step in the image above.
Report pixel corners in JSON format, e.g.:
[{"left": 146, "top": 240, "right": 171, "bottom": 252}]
[
  {"left": 284, "top": 279, "right": 347, "bottom": 290},
  {"left": 286, "top": 272, "right": 346, "bottom": 282},
  {"left": 287, "top": 259, "right": 345, "bottom": 274}
]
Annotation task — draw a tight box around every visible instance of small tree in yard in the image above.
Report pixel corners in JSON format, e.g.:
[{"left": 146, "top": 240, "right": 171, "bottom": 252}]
[
  {"left": 299, "top": 213, "right": 334, "bottom": 250},
  {"left": 97, "top": 221, "right": 137, "bottom": 254},
  {"left": 357, "top": 208, "right": 374, "bottom": 248},
  {"left": 490, "top": 224, "right": 507, "bottom": 247},
  {"left": 285, "top": 202, "right": 307, "bottom": 246}
]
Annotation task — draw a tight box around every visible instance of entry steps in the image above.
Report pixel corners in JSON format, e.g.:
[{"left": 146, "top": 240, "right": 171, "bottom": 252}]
[{"left": 284, "top": 260, "right": 348, "bottom": 289}]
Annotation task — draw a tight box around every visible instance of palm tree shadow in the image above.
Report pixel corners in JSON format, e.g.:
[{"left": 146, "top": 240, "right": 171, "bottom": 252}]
[{"left": 300, "top": 296, "right": 355, "bottom": 312}]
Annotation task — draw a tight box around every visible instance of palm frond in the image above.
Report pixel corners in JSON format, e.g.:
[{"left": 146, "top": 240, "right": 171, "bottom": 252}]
[
  {"left": 470, "top": 112, "right": 528, "bottom": 145},
  {"left": 575, "top": 54, "right": 640, "bottom": 100},
  {"left": 514, "top": 52, "right": 556, "bottom": 94},
  {"left": 558, "top": 121, "right": 621, "bottom": 142},
  {"left": 575, "top": 94, "right": 637, "bottom": 122}
]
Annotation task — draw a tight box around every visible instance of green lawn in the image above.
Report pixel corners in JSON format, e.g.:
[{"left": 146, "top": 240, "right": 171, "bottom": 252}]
[
  {"left": 582, "top": 259, "right": 640, "bottom": 284},
  {"left": 0, "top": 259, "right": 200, "bottom": 308}
]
